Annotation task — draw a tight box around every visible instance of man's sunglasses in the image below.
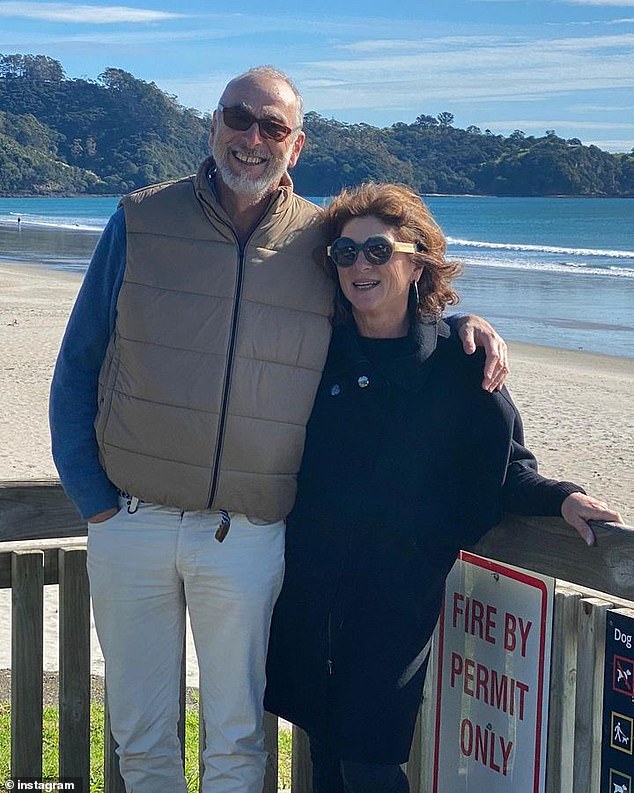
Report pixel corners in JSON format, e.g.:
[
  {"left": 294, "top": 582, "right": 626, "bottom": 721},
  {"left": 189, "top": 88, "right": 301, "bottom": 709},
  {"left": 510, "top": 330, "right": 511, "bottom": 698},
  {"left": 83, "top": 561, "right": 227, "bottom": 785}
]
[
  {"left": 327, "top": 235, "right": 423, "bottom": 268},
  {"left": 217, "top": 103, "right": 300, "bottom": 142}
]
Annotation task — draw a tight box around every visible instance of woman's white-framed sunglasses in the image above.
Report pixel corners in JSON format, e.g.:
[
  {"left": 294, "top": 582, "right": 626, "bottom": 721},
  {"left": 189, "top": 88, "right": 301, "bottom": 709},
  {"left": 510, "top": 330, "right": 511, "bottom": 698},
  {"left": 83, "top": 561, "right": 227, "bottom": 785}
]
[{"left": 327, "top": 235, "right": 424, "bottom": 267}]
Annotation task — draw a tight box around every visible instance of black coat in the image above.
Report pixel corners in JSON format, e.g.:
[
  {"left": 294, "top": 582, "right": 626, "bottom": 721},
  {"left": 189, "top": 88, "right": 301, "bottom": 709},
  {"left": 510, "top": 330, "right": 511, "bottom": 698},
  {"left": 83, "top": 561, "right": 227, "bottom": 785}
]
[{"left": 265, "top": 319, "right": 582, "bottom": 764}]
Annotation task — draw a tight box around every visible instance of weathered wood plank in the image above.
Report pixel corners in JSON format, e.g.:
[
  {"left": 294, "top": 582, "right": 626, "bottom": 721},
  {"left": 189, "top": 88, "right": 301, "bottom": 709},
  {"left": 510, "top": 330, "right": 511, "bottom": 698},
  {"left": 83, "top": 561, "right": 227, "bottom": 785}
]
[
  {"left": 58, "top": 547, "right": 91, "bottom": 786},
  {"left": 198, "top": 690, "right": 205, "bottom": 792},
  {"left": 405, "top": 635, "right": 434, "bottom": 792},
  {"left": 0, "top": 480, "right": 85, "bottom": 541},
  {"left": 291, "top": 724, "right": 312, "bottom": 793},
  {"left": 179, "top": 640, "right": 186, "bottom": 766},
  {"left": 263, "top": 711, "right": 279, "bottom": 793},
  {"left": 11, "top": 550, "right": 44, "bottom": 778},
  {"left": 573, "top": 597, "right": 613, "bottom": 793},
  {"left": 0, "top": 537, "right": 86, "bottom": 587},
  {"left": 475, "top": 517, "right": 634, "bottom": 601},
  {"left": 405, "top": 703, "right": 423, "bottom": 792},
  {"left": 546, "top": 587, "right": 580, "bottom": 793},
  {"left": 104, "top": 686, "right": 126, "bottom": 793},
  {"left": 417, "top": 636, "right": 437, "bottom": 793}
]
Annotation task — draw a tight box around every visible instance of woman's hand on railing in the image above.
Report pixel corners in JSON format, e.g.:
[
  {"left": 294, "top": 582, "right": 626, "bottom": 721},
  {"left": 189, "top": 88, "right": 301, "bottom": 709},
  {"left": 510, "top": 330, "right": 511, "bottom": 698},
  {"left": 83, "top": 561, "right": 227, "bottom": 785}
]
[{"left": 561, "top": 492, "right": 623, "bottom": 546}]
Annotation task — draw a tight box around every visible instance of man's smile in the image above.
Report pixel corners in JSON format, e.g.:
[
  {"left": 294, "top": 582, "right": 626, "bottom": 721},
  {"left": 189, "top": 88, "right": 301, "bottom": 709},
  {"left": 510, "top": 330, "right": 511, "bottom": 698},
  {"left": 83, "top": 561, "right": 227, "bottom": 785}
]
[{"left": 232, "top": 149, "right": 267, "bottom": 166}]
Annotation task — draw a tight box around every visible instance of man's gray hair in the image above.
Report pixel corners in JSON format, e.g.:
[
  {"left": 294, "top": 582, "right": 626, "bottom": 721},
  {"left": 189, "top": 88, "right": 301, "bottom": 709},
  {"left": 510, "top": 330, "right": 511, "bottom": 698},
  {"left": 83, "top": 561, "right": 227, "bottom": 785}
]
[{"left": 225, "top": 66, "right": 304, "bottom": 128}]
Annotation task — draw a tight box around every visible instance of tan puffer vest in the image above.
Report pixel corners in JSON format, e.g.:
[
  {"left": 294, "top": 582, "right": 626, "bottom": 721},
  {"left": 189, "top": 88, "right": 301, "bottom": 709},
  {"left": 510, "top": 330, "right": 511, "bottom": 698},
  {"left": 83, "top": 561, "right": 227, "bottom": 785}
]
[{"left": 95, "top": 158, "right": 334, "bottom": 520}]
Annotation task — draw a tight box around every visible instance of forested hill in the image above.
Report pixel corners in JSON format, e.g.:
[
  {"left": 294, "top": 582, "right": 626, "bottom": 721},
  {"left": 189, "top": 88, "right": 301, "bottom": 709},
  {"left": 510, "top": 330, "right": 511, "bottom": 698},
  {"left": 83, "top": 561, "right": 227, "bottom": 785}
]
[{"left": 1, "top": 54, "right": 633, "bottom": 197}]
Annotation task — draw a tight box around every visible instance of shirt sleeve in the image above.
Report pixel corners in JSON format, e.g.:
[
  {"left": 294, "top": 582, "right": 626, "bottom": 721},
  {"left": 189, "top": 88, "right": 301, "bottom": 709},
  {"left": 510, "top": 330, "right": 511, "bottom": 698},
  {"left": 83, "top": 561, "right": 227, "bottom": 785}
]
[{"left": 49, "top": 208, "right": 126, "bottom": 519}]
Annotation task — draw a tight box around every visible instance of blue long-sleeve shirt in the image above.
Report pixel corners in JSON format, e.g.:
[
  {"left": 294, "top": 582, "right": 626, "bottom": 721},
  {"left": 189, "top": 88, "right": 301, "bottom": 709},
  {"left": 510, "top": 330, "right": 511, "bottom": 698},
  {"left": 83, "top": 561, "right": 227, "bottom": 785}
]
[
  {"left": 50, "top": 207, "right": 467, "bottom": 520},
  {"left": 50, "top": 208, "right": 126, "bottom": 518}
]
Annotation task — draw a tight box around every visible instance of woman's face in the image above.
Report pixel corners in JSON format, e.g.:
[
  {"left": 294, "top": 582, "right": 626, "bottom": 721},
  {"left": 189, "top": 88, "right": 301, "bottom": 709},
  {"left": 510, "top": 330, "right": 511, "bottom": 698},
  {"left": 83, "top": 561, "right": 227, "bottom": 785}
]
[{"left": 335, "top": 216, "right": 422, "bottom": 337}]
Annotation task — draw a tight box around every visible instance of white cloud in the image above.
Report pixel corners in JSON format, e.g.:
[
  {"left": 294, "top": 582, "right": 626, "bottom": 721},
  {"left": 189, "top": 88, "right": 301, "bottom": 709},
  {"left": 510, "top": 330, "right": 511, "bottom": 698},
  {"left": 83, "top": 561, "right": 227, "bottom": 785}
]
[
  {"left": 585, "top": 138, "right": 633, "bottom": 150},
  {"left": 339, "top": 35, "right": 509, "bottom": 53},
  {"left": 564, "top": 0, "right": 634, "bottom": 5},
  {"left": 549, "top": 15, "right": 634, "bottom": 24},
  {"left": 477, "top": 119, "right": 634, "bottom": 131},
  {"left": 294, "top": 30, "right": 634, "bottom": 112},
  {"left": 480, "top": 0, "right": 634, "bottom": 4},
  {"left": 569, "top": 102, "right": 631, "bottom": 110},
  {"left": 0, "top": 2, "right": 188, "bottom": 24}
]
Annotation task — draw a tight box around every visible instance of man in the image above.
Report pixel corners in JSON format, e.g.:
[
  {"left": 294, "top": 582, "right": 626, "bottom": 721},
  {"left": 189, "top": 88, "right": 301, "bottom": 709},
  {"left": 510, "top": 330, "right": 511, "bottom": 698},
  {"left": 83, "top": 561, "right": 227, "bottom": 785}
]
[{"left": 50, "top": 67, "right": 506, "bottom": 793}]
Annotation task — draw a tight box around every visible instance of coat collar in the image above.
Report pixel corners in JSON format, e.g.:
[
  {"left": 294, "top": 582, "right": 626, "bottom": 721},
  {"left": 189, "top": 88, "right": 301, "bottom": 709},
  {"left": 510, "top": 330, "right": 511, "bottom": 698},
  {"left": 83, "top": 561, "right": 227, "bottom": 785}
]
[{"left": 328, "top": 318, "right": 451, "bottom": 392}]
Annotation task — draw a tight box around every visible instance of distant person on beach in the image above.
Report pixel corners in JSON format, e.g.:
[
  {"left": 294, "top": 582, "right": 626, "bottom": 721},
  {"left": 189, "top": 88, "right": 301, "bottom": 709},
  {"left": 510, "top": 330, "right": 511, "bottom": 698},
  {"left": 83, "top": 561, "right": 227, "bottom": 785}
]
[
  {"left": 50, "top": 67, "right": 507, "bottom": 793},
  {"left": 264, "top": 182, "right": 623, "bottom": 793}
]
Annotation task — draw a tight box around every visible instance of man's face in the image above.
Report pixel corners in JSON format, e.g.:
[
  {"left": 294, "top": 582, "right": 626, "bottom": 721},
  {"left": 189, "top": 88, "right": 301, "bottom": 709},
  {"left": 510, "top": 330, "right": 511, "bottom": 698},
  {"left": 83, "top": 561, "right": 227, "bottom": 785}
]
[{"left": 210, "top": 75, "right": 305, "bottom": 204}]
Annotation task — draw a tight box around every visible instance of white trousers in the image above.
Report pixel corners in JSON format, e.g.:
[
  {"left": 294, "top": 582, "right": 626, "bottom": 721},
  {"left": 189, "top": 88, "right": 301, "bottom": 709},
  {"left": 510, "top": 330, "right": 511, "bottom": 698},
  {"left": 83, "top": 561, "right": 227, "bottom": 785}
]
[{"left": 87, "top": 501, "right": 285, "bottom": 793}]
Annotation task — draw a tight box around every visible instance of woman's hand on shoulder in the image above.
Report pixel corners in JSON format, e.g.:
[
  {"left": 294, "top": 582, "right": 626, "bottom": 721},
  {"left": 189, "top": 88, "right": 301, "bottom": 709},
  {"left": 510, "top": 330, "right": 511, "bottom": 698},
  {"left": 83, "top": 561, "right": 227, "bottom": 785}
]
[
  {"left": 454, "top": 314, "right": 509, "bottom": 393},
  {"left": 561, "top": 492, "right": 623, "bottom": 546}
]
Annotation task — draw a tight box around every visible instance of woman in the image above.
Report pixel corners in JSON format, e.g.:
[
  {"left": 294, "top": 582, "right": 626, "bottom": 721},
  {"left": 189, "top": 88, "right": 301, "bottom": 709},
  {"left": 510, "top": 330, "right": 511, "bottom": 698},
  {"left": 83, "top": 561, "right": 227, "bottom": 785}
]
[{"left": 264, "top": 183, "right": 621, "bottom": 793}]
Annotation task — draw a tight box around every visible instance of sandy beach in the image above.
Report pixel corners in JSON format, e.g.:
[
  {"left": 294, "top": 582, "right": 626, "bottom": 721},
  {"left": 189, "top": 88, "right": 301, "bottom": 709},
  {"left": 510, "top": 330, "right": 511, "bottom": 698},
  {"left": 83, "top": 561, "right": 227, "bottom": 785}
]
[{"left": 0, "top": 260, "right": 632, "bottom": 681}]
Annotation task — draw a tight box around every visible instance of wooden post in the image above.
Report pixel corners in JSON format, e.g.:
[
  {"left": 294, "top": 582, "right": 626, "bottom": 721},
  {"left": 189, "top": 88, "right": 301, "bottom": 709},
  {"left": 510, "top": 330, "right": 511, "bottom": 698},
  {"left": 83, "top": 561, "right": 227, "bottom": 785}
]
[
  {"left": 104, "top": 687, "right": 126, "bottom": 793},
  {"left": 263, "top": 711, "right": 279, "bottom": 793},
  {"left": 198, "top": 688, "right": 205, "bottom": 792},
  {"left": 11, "top": 550, "right": 44, "bottom": 778},
  {"left": 291, "top": 724, "right": 313, "bottom": 793},
  {"left": 546, "top": 586, "right": 581, "bottom": 793},
  {"left": 58, "top": 547, "right": 91, "bottom": 786},
  {"left": 179, "top": 638, "right": 186, "bottom": 766},
  {"left": 405, "top": 706, "right": 423, "bottom": 792},
  {"left": 573, "top": 597, "right": 613, "bottom": 793},
  {"left": 417, "top": 638, "right": 438, "bottom": 793}
]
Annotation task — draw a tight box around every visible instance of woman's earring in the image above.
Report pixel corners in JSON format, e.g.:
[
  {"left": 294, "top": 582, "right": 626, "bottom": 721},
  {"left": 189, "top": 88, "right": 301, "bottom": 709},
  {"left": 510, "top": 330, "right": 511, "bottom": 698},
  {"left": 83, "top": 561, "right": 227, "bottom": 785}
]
[{"left": 412, "top": 279, "right": 420, "bottom": 305}]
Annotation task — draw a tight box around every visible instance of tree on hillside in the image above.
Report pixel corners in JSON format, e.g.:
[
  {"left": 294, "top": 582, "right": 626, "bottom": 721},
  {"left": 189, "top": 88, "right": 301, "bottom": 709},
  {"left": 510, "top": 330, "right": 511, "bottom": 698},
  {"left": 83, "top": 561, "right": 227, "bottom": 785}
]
[
  {"left": 437, "top": 112, "right": 454, "bottom": 128},
  {"left": 0, "top": 54, "right": 63, "bottom": 81},
  {"left": 415, "top": 114, "right": 438, "bottom": 127}
]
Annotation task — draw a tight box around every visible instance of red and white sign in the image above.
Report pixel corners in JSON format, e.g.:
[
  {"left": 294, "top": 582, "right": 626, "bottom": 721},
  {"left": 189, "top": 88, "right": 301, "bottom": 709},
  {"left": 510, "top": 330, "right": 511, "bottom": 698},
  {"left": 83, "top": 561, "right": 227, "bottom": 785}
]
[{"left": 432, "top": 551, "right": 554, "bottom": 793}]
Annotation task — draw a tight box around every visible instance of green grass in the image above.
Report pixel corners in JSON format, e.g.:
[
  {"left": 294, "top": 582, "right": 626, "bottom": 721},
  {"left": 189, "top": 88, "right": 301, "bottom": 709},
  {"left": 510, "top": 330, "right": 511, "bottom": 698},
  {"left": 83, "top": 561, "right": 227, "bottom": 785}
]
[{"left": 0, "top": 703, "right": 292, "bottom": 792}]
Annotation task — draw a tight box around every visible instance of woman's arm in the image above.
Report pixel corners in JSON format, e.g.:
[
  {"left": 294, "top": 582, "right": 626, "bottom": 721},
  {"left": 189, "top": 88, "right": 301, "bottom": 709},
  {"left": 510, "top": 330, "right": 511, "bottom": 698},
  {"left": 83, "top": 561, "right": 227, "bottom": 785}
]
[{"left": 499, "top": 393, "right": 622, "bottom": 544}]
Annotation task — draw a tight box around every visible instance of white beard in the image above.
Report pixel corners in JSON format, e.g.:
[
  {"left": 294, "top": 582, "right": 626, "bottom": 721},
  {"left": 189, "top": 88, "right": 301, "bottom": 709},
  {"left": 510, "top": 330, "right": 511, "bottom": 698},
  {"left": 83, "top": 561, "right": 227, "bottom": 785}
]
[{"left": 212, "top": 142, "right": 291, "bottom": 205}]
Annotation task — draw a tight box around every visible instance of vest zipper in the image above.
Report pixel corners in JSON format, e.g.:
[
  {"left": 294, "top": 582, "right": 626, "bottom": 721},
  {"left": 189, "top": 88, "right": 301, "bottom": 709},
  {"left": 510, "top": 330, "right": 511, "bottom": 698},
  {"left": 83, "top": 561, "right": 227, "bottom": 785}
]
[
  {"left": 327, "top": 611, "right": 335, "bottom": 676},
  {"left": 207, "top": 240, "right": 247, "bottom": 507},
  {"left": 202, "top": 185, "right": 282, "bottom": 510}
]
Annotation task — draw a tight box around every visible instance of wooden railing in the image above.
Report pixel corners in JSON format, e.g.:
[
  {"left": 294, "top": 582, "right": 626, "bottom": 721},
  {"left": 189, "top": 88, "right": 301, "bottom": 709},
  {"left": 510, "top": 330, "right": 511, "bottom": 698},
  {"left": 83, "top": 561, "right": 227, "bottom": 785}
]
[{"left": 1, "top": 480, "right": 633, "bottom": 792}]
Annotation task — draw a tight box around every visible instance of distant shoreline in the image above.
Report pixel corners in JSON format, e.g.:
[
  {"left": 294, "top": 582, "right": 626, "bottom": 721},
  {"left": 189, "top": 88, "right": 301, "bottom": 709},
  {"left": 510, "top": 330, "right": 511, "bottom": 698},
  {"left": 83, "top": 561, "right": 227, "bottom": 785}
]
[
  {"left": 0, "top": 193, "right": 121, "bottom": 200},
  {"left": 1, "top": 191, "right": 633, "bottom": 200}
]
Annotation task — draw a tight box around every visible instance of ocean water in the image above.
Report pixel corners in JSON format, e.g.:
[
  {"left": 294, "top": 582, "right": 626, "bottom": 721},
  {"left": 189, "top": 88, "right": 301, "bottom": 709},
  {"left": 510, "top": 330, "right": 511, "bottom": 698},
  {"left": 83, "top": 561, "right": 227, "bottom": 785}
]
[{"left": 0, "top": 194, "right": 632, "bottom": 357}]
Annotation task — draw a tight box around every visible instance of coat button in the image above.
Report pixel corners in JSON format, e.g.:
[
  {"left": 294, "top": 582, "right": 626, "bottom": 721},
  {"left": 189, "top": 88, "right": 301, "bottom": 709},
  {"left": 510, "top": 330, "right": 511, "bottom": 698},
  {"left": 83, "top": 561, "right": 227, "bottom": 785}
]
[
  {"left": 357, "top": 375, "right": 370, "bottom": 388},
  {"left": 330, "top": 384, "right": 341, "bottom": 396}
]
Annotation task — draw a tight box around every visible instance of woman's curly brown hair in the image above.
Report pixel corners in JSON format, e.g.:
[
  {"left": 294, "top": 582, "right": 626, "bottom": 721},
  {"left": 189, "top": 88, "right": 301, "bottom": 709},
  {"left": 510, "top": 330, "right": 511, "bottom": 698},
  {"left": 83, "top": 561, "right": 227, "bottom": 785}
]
[{"left": 322, "top": 182, "right": 463, "bottom": 324}]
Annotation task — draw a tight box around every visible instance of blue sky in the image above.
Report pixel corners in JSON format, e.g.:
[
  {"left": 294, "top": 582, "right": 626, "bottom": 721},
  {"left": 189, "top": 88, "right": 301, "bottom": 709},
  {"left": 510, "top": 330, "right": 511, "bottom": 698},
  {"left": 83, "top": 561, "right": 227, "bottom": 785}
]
[{"left": 0, "top": 0, "right": 633, "bottom": 152}]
